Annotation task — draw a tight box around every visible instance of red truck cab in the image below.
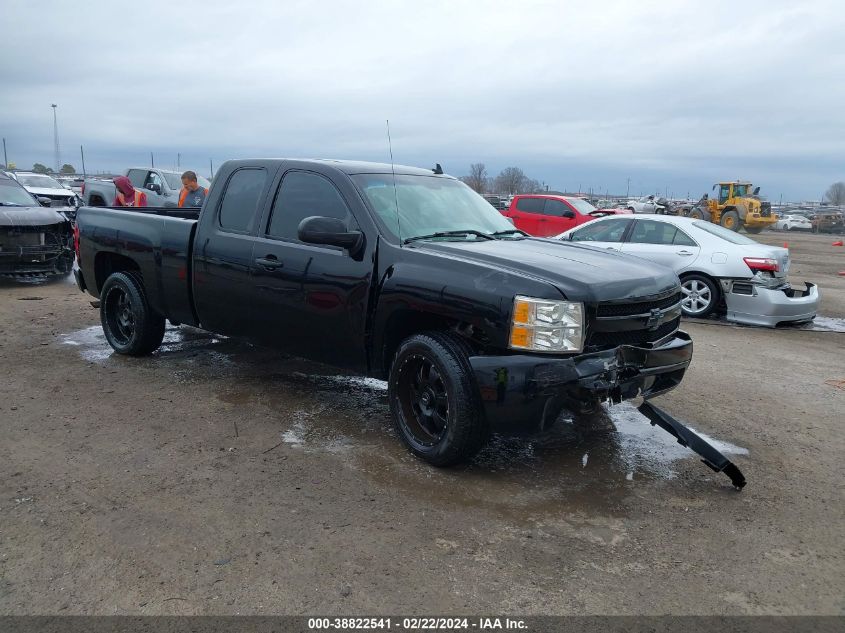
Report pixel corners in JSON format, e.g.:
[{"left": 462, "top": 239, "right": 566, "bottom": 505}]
[{"left": 503, "top": 194, "right": 630, "bottom": 237}]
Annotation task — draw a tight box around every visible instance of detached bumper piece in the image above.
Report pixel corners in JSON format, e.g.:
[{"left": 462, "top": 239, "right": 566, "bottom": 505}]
[
  {"left": 724, "top": 281, "right": 819, "bottom": 327},
  {"left": 638, "top": 400, "right": 746, "bottom": 490}
]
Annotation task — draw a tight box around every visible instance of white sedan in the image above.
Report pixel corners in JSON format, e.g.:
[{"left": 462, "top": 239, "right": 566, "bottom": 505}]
[
  {"left": 776, "top": 214, "right": 812, "bottom": 231},
  {"left": 555, "top": 215, "right": 819, "bottom": 327}
]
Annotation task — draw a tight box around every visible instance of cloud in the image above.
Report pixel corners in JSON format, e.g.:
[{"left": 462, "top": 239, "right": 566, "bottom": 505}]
[{"left": 1, "top": 0, "right": 843, "bottom": 199}]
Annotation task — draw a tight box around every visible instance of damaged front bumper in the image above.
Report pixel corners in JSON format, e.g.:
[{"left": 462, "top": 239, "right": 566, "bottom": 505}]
[
  {"left": 723, "top": 280, "right": 819, "bottom": 327},
  {"left": 0, "top": 224, "right": 75, "bottom": 278},
  {"left": 470, "top": 332, "right": 693, "bottom": 432}
]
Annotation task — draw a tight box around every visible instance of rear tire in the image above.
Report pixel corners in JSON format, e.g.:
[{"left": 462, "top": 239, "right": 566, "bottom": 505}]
[
  {"left": 100, "top": 271, "right": 166, "bottom": 356},
  {"left": 680, "top": 273, "right": 720, "bottom": 318},
  {"left": 388, "top": 331, "right": 489, "bottom": 466}
]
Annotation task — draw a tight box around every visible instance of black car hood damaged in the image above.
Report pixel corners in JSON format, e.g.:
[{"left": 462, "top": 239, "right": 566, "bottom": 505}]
[
  {"left": 413, "top": 238, "right": 680, "bottom": 303},
  {"left": 0, "top": 206, "right": 70, "bottom": 227}
]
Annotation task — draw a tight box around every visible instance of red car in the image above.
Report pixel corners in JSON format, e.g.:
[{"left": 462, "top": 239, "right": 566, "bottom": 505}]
[{"left": 502, "top": 194, "right": 631, "bottom": 237}]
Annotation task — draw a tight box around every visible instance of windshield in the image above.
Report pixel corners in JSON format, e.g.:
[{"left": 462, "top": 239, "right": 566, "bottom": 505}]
[
  {"left": 16, "top": 174, "right": 63, "bottom": 189},
  {"left": 162, "top": 172, "right": 211, "bottom": 190},
  {"left": 565, "top": 197, "right": 598, "bottom": 214},
  {"left": 352, "top": 174, "right": 515, "bottom": 241},
  {"left": 0, "top": 180, "right": 38, "bottom": 206},
  {"left": 733, "top": 184, "right": 749, "bottom": 197},
  {"left": 692, "top": 221, "right": 758, "bottom": 244}
]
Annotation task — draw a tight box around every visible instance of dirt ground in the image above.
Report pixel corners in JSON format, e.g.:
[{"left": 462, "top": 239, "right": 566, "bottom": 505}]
[{"left": 1, "top": 232, "right": 842, "bottom": 616}]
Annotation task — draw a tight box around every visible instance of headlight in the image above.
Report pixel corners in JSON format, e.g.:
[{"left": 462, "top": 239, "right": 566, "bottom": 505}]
[{"left": 509, "top": 296, "right": 584, "bottom": 353}]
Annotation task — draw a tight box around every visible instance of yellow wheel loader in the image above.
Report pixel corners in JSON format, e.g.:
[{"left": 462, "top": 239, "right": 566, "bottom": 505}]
[{"left": 687, "top": 181, "right": 776, "bottom": 233}]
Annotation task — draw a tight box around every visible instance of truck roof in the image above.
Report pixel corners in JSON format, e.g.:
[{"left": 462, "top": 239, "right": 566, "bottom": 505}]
[{"left": 222, "top": 158, "right": 452, "bottom": 178}]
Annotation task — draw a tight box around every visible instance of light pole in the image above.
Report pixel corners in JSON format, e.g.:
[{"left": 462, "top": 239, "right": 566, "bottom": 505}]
[
  {"left": 626, "top": 177, "right": 630, "bottom": 198},
  {"left": 51, "top": 104, "right": 60, "bottom": 173}
]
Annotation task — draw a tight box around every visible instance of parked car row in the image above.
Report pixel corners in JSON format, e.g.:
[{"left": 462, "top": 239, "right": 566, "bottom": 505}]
[
  {"left": 3, "top": 171, "right": 80, "bottom": 208},
  {"left": 773, "top": 210, "right": 844, "bottom": 233}
]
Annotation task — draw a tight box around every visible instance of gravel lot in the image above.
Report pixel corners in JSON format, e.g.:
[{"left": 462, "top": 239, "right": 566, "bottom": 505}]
[{"left": 1, "top": 231, "right": 842, "bottom": 615}]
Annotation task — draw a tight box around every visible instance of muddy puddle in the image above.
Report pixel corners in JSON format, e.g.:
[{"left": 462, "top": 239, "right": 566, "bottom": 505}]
[{"left": 60, "top": 324, "right": 748, "bottom": 516}]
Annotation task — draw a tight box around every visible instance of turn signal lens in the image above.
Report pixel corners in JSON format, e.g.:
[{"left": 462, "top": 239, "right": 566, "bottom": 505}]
[{"left": 509, "top": 296, "right": 584, "bottom": 353}]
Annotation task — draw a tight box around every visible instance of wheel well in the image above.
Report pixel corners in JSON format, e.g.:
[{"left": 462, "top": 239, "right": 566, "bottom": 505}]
[
  {"left": 94, "top": 252, "right": 140, "bottom": 293},
  {"left": 88, "top": 193, "right": 107, "bottom": 207},
  {"left": 378, "top": 311, "right": 459, "bottom": 379}
]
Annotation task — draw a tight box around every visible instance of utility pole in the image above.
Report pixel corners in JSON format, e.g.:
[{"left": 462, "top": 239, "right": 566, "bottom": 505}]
[
  {"left": 80, "top": 145, "right": 87, "bottom": 178},
  {"left": 2, "top": 137, "right": 7, "bottom": 169},
  {"left": 51, "top": 104, "right": 60, "bottom": 173},
  {"left": 151, "top": 152, "right": 155, "bottom": 168},
  {"left": 626, "top": 177, "right": 630, "bottom": 198},
  {"left": 209, "top": 158, "right": 214, "bottom": 179}
]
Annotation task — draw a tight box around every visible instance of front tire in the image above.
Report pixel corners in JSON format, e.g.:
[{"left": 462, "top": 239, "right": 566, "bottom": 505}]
[
  {"left": 100, "top": 271, "right": 166, "bottom": 356},
  {"left": 680, "top": 273, "right": 720, "bottom": 318},
  {"left": 388, "top": 332, "right": 489, "bottom": 466},
  {"left": 721, "top": 209, "right": 741, "bottom": 232}
]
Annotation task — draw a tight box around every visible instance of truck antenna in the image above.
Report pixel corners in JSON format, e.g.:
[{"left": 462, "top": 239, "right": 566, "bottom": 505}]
[{"left": 386, "top": 119, "right": 402, "bottom": 246}]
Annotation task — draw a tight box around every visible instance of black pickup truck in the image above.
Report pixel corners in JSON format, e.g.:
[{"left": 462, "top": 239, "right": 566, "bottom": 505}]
[{"left": 74, "top": 158, "right": 745, "bottom": 487}]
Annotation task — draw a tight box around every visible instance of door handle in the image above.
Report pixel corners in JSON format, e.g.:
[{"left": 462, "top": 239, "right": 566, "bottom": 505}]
[
  {"left": 676, "top": 250, "right": 694, "bottom": 256},
  {"left": 255, "top": 255, "right": 282, "bottom": 270}
]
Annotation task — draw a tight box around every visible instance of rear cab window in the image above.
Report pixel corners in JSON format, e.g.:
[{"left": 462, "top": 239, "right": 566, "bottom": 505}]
[
  {"left": 217, "top": 168, "right": 268, "bottom": 232},
  {"left": 515, "top": 197, "right": 544, "bottom": 213}
]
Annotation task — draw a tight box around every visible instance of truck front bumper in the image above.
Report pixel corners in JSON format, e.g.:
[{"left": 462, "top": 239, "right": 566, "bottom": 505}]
[
  {"left": 469, "top": 332, "right": 693, "bottom": 431},
  {"left": 724, "top": 281, "right": 819, "bottom": 327}
]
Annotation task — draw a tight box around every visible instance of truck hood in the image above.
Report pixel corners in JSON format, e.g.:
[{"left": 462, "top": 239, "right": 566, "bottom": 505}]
[
  {"left": 411, "top": 238, "right": 680, "bottom": 303},
  {"left": 0, "top": 206, "right": 69, "bottom": 227}
]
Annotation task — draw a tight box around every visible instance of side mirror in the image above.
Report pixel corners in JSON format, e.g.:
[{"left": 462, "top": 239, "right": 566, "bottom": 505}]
[
  {"left": 753, "top": 186, "right": 760, "bottom": 195},
  {"left": 298, "top": 216, "right": 364, "bottom": 256},
  {"left": 147, "top": 183, "right": 162, "bottom": 194},
  {"left": 37, "top": 196, "right": 52, "bottom": 206},
  {"left": 562, "top": 210, "right": 576, "bottom": 219}
]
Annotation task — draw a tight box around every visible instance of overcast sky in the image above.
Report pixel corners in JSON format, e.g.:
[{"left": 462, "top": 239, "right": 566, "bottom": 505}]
[{"left": 2, "top": 0, "right": 843, "bottom": 200}]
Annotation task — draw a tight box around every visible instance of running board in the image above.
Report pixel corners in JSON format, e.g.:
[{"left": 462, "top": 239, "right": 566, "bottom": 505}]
[{"left": 638, "top": 400, "right": 747, "bottom": 490}]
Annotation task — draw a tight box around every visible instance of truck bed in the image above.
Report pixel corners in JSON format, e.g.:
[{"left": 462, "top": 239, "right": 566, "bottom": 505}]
[{"left": 75, "top": 206, "right": 199, "bottom": 326}]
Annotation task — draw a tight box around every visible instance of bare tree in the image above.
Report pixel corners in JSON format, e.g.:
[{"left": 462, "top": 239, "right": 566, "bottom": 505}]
[
  {"left": 494, "top": 167, "right": 527, "bottom": 195},
  {"left": 523, "top": 178, "right": 543, "bottom": 194},
  {"left": 460, "top": 163, "right": 488, "bottom": 193},
  {"left": 825, "top": 181, "right": 845, "bottom": 206}
]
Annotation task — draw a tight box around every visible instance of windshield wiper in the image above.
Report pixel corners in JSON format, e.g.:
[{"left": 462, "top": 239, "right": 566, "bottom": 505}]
[
  {"left": 403, "top": 230, "right": 495, "bottom": 244},
  {"left": 490, "top": 229, "right": 528, "bottom": 238}
]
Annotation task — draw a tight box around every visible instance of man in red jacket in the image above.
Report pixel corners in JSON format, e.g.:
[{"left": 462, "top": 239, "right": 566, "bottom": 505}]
[{"left": 178, "top": 171, "right": 209, "bottom": 207}]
